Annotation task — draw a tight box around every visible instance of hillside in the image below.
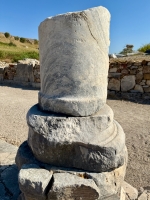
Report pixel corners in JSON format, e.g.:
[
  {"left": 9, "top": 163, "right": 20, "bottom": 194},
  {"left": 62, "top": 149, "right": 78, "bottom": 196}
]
[{"left": 0, "top": 32, "right": 39, "bottom": 63}]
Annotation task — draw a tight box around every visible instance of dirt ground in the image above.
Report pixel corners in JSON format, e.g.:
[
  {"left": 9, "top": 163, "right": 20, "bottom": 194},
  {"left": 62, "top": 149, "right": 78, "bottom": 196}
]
[{"left": 0, "top": 85, "right": 150, "bottom": 189}]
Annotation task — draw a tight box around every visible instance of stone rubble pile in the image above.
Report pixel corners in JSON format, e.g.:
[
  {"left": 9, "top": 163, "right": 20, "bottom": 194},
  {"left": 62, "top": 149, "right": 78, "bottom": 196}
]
[
  {"left": 0, "top": 61, "right": 40, "bottom": 87},
  {"left": 14, "top": 6, "right": 131, "bottom": 200},
  {"left": 1, "top": 139, "right": 149, "bottom": 200},
  {"left": 108, "top": 60, "right": 150, "bottom": 94}
]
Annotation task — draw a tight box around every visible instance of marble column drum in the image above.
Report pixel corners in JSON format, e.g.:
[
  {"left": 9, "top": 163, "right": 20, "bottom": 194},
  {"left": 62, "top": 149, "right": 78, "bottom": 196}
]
[{"left": 38, "top": 6, "right": 110, "bottom": 116}]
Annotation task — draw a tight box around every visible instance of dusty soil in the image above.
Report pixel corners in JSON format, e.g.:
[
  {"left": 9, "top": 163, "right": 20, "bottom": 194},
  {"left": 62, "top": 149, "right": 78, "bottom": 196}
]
[{"left": 0, "top": 85, "right": 150, "bottom": 189}]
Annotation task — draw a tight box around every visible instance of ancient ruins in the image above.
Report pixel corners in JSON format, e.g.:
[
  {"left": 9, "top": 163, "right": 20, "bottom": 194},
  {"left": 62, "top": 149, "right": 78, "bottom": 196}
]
[{"left": 16, "top": 6, "right": 128, "bottom": 199}]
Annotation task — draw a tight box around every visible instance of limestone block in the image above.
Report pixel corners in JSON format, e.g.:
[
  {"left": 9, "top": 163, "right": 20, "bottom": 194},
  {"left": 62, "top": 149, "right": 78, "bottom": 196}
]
[
  {"left": 130, "top": 69, "right": 137, "bottom": 75},
  {"left": 138, "top": 191, "right": 149, "bottom": 200},
  {"left": 19, "top": 164, "right": 52, "bottom": 200},
  {"left": 121, "top": 75, "right": 135, "bottom": 91},
  {"left": 146, "top": 80, "right": 150, "bottom": 86},
  {"left": 108, "top": 73, "right": 121, "bottom": 78},
  {"left": 15, "top": 141, "right": 42, "bottom": 170},
  {"left": 144, "top": 73, "right": 150, "bottom": 80},
  {"left": 18, "top": 193, "right": 26, "bottom": 200},
  {"left": 121, "top": 69, "right": 129, "bottom": 75},
  {"left": 122, "top": 181, "right": 138, "bottom": 200},
  {"left": 1, "top": 165, "right": 20, "bottom": 200},
  {"left": 104, "top": 187, "right": 126, "bottom": 199},
  {"left": 109, "top": 68, "right": 118, "bottom": 73},
  {"left": 108, "top": 78, "right": 120, "bottom": 91},
  {"left": 143, "top": 86, "right": 150, "bottom": 92},
  {"left": 0, "top": 67, "right": 4, "bottom": 74},
  {"left": 48, "top": 173, "right": 100, "bottom": 200},
  {"left": 0, "top": 74, "right": 3, "bottom": 81},
  {"left": 136, "top": 72, "right": 143, "bottom": 84},
  {"left": 27, "top": 105, "right": 126, "bottom": 172},
  {"left": 143, "top": 66, "right": 150, "bottom": 73},
  {"left": 14, "top": 64, "right": 34, "bottom": 82},
  {"left": 134, "top": 84, "right": 144, "bottom": 93},
  {"left": 38, "top": 6, "right": 110, "bottom": 116}
]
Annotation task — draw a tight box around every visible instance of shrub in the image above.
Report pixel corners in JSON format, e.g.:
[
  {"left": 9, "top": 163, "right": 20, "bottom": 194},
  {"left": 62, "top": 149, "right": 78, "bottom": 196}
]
[
  {"left": 14, "top": 36, "right": 19, "bottom": 41},
  {"left": 8, "top": 42, "right": 16, "bottom": 47},
  {"left": 20, "top": 37, "right": 26, "bottom": 43},
  {"left": 4, "top": 32, "right": 10, "bottom": 38},
  {"left": 34, "top": 39, "right": 38, "bottom": 45},
  {"left": 138, "top": 44, "right": 150, "bottom": 52}
]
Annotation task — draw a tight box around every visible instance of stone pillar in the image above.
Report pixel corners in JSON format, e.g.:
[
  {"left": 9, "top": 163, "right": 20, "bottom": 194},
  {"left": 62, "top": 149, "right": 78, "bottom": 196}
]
[
  {"left": 38, "top": 6, "right": 110, "bottom": 116},
  {"left": 16, "top": 6, "right": 128, "bottom": 200}
]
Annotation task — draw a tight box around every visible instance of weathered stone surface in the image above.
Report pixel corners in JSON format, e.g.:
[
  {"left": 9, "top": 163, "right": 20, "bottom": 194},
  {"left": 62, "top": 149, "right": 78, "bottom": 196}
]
[
  {"left": 1, "top": 165, "right": 20, "bottom": 200},
  {"left": 130, "top": 69, "right": 137, "bottom": 75},
  {"left": 0, "top": 140, "right": 18, "bottom": 165},
  {"left": 86, "top": 157, "right": 127, "bottom": 199},
  {"left": 15, "top": 141, "right": 127, "bottom": 199},
  {"left": 144, "top": 73, "right": 150, "bottom": 80},
  {"left": 108, "top": 78, "right": 120, "bottom": 91},
  {"left": 121, "top": 75, "right": 135, "bottom": 91},
  {"left": 146, "top": 80, "right": 150, "bottom": 86},
  {"left": 109, "top": 68, "right": 118, "bottom": 73},
  {"left": 0, "top": 183, "right": 8, "bottom": 200},
  {"left": 122, "top": 181, "right": 138, "bottom": 200},
  {"left": 136, "top": 72, "right": 143, "bottom": 84},
  {"left": 38, "top": 6, "right": 110, "bottom": 116},
  {"left": 27, "top": 105, "right": 125, "bottom": 172},
  {"left": 48, "top": 173, "right": 99, "bottom": 200},
  {"left": 15, "top": 141, "right": 42, "bottom": 170},
  {"left": 18, "top": 193, "right": 26, "bottom": 200},
  {"left": 138, "top": 191, "right": 149, "bottom": 200},
  {"left": 104, "top": 187, "right": 126, "bottom": 199},
  {"left": 14, "top": 64, "right": 34, "bottom": 82},
  {"left": 134, "top": 84, "right": 144, "bottom": 93},
  {"left": 121, "top": 69, "right": 129, "bottom": 75},
  {"left": 143, "top": 66, "right": 150, "bottom": 73},
  {"left": 143, "top": 86, "right": 150, "bottom": 93},
  {"left": 109, "top": 73, "right": 122, "bottom": 78},
  {"left": 19, "top": 164, "right": 52, "bottom": 200}
]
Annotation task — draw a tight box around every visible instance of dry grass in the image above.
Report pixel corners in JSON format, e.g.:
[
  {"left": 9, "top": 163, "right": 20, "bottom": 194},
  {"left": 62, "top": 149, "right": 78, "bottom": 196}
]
[{"left": 0, "top": 33, "right": 39, "bottom": 62}]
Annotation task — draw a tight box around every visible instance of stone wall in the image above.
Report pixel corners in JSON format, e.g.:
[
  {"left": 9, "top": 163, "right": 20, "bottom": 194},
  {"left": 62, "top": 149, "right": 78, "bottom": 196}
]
[
  {"left": 108, "top": 59, "right": 150, "bottom": 99},
  {"left": 0, "top": 62, "right": 40, "bottom": 88},
  {"left": 0, "top": 59, "right": 150, "bottom": 99}
]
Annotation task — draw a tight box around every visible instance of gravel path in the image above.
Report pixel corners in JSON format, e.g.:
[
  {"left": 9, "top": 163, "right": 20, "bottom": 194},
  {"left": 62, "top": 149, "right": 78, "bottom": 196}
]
[{"left": 0, "top": 85, "right": 150, "bottom": 189}]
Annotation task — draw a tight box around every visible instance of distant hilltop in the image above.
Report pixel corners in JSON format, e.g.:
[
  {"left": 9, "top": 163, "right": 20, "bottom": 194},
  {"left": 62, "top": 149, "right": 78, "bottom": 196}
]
[
  {"left": 0, "top": 32, "right": 39, "bottom": 63},
  {"left": 0, "top": 32, "right": 38, "bottom": 45}
]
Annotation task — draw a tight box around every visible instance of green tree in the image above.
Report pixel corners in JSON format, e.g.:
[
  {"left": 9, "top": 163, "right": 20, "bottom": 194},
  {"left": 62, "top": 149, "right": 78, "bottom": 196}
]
[
  {"left": 34, "top": 39, "right": 38, "bottom": 45},
  {"left": 120, "top": 44, "right": 134, "bottom": 55},
  {"left": 14, "top": 36, "right": 19, "bottom": 41},
  {"left": 138, "top": 44, "right": 150, "bottom": 52},
  {"left": 20, "top": 37, "right": 26, "bottom": 43},
  {"left": 4, "top": 32, "right": 10, "bottom": 38}
]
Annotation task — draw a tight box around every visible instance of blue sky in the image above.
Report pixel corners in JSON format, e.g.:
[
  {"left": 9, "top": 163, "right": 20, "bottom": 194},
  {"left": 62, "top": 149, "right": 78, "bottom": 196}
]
[{"left": 1, "top": 0, "right": 150, "bottom": 53}]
